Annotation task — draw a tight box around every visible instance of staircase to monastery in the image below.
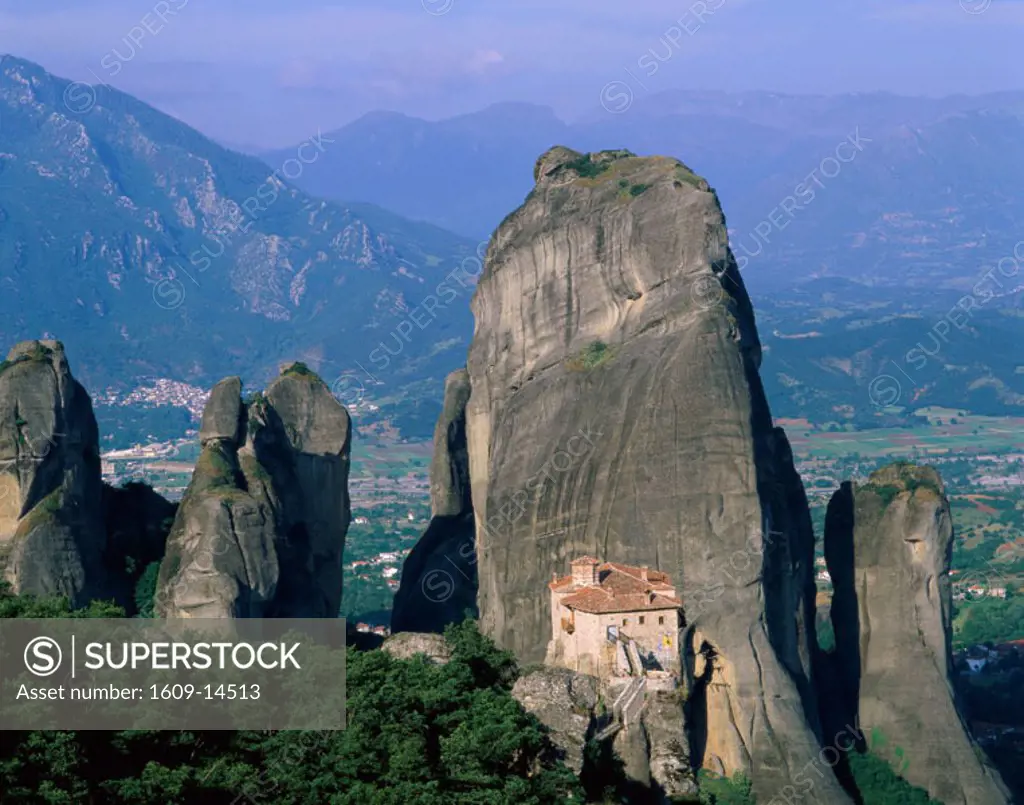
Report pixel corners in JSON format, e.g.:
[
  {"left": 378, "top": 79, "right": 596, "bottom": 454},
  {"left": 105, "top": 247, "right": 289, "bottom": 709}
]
[{"left": 594, "top": 636, "right": 649, "bottom": 741}]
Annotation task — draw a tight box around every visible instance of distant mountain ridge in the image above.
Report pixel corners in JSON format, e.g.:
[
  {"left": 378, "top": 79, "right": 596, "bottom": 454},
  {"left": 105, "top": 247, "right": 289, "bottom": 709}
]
[
  {"left": 263, "top": 91, "right": 1024, "bottom": 295},
  {"left": 261, "top": 102, "right": 570, "bottom": 241},
  {"left": 0, "top": 55, "right": 480, "bottom": 437}
]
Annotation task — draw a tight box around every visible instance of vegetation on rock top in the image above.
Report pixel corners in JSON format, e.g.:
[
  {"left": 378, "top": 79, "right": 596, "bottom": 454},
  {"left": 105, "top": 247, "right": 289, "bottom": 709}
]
[
  {"left": 868, "top": 463, "right": 944, "bottom": 505},
  {"left": 563, "top": 153, "right": 611, "bottom": 179},
  {"left": 280, "top": 361, "right": 321, "bottom": 381},
  {"left": 0, "top": 342, "right": 55, "bottom": 375}
]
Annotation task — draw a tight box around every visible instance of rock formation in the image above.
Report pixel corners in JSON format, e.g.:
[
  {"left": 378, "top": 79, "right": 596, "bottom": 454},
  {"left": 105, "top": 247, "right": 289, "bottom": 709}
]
[
  {"left": 512, "top": 666, "right": 601, "bottom": 776},
  {"left": 391, "top": 369, "right": 477, "bottom": 632},
  {"left": 0, "top": 340, "right": 108, "bottom": 605},
  {"left": 380, "top": 632, "right": 452, "bottom": 665},
  {"left": 643, "top": 691, "right": 699, "bottom": 801},
  {"left": 156, "top": 363, "right": 351, "bottom": 618},
  {"left": 399, "top": 147, "right": 850, "bottom": 802},
  {"left": 825, "top": 463, "right": 1011, "bottom": 805},
  {"left": 513, "top": 665, "right": 696, "bottom": 802}
]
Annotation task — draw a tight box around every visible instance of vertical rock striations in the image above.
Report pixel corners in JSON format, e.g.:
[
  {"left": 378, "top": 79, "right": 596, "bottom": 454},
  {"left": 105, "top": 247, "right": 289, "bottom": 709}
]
[
  {"left": 433, "top": 147, "right": 849, "bottom": 802},
  {"left": 392, "top": 369, "right": 478, "bottom": 632},
  {"left": 0, "top": 340, "right": 107, "bottom": 605},
  {"left": 825, "top": 463, "right": 1011, "bottom": 805},
  {"left": 156, "top": 364, "right": 351, "bottom": 619}
]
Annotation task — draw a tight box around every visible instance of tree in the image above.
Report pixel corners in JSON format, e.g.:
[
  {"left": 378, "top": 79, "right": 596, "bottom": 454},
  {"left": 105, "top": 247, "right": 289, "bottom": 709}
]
[
  {"left": 0, "top": 591, "right": 580, "bottom": 804},
  {"left": 133, "top": 562, "right": 161, "bottom": 617},
  {"left": 0, "top": 583, "right": 124, "bottom": 619},
  {"left": 697, "top": 770, "right": 755, "bottom": 804},
  {"left": 846, "top": 750, "right": 941, "bottom": 804}
]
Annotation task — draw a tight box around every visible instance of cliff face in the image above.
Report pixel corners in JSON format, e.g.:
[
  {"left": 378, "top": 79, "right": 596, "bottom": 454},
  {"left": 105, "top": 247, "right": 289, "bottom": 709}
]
[
  {"left": 825, "top": 464, "right": 1011, "bottom": 805},
  {"left": 409, "top": 147, "right": 849, "bottom": 802},
  {"left": 0, "top": 340, "right": 107, "bottom": 605},
  {"left": 156, "top": 365, "right": 351, "bottom": 618},
  {"left": 391, "top": 369, "right": 477, "bottom": 632}
]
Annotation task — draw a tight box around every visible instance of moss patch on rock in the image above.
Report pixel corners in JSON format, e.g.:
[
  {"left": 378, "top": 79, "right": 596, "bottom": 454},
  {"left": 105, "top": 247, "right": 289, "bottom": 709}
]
[
  {"left": 566, "top": 340, "right": 614, "bottom": 372},
  {"left": 193, "top": 443, "right": 239, "bottom": 490},
  {"left": 280, "top": 361, "right": 321, "bottom": 381},
  {"left": 673, "top": 164, "right": 709, "bottom": 191},
  {"left": 16, "top": 487, "right": 64, "bottom": 534},
  {"left": 239, "top": 451, "right": 272, "bottom": 487},
  {"left": 563, "top": 153, "right": 610, "bottom": 179},
  {"left": 867, "top": 462, "right": 943, "bottom": 506}
]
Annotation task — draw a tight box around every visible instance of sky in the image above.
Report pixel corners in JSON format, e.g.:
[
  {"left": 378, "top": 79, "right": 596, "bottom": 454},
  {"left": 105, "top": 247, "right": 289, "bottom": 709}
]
[{"left": 0, "top": 0, "right": 1020, "bottom": 147}]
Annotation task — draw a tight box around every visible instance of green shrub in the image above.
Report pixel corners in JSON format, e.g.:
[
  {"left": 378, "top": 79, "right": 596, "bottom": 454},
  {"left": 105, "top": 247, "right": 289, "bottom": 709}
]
[
  {"left": 674, "top": 168, "right": 704, "bottom": 189},
  {"left": 629, "top": 183, "right": 650, "bottom": 196},
  {"left": 133, "top": 561, "right": 161, "bottom": 617},
  {"left": 873, "top": 484, "right": 904, "bottom": 506},
  {"left": 281, "top": 361, "right": 320, "bottom": 380},
  {"left": 0, "top": 582, "right": 124, "bottom": 619},
  {"left": 954, "top": 595, "right": 1024, "bottom": 647},
  {"left": 697, "top": 770, "right": 755, "bottom": 804},
  {"left": 27, "top": 342, "right": 52, "bottom": 362},
  {"left": 563, "top": 154, "right": 609, "bottom": 179},
  {"left": 566, "top": 340, "right": 613, "bottom": 371},
  {"left": 847, "top": 749, "right": 941, "bottom": 804},
  {"left": 242, "top": 390, "right": 266, "bottom": 407}
]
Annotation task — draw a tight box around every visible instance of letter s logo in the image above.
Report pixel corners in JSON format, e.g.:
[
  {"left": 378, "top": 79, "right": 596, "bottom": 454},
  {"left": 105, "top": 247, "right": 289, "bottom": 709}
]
[{"left": 24, "top": 637, "right": 63, "bottom": 677}]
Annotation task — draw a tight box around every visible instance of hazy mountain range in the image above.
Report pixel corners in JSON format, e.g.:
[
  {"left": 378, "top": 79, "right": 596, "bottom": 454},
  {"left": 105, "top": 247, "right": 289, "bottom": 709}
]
[
  {"left": 263, "top": 91, "right": 1024, "bottom": 295},
  {"left": 2, "top": 54, "right": 1022, "bottom": 441},
  {"left": 0, "top": 54, "right": 478, "bottom": 435}
]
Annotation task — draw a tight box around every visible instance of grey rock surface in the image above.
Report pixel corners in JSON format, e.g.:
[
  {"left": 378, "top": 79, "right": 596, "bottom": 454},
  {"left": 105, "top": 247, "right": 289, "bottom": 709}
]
[
  {"left": 157, "top": 364, "right": 351, "bottom": 618},
  {"left": 199, "top": 376, "right": 244, "bottom": 445},
  {"left": 825, "top": 463, "right": 1011, "bottom": 805},
  {"left": 512, "top": 665, "right": 600, "bottom": 775},
  {"left": 392, "top": 369, "right": 477, "bottom": 632},
  {"left": 643, "top": 691, "right": 698, "bottom": 801},
  {"left": 457, "top": 147, "right": 848, "bottom": 802},
  {"left": 612, "top": 725, "right": 652, "bottom": 791},
  {"left": 0, "top": 340, "right": 107, "bottom": 605},
  {"left": 380, "top": 632, "right": 452, "bottom": 665},
  {"left": 429, "top": 369, "right": 473, "bottom": 517}
]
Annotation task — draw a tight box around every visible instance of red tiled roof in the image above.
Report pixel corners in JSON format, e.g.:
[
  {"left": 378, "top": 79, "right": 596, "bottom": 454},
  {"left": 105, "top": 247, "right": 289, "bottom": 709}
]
[
  {"left": 604, "top": 562, "right": 673, "bottom": 589},
  {"left": 550, "top": 558, "right": 682, "bottom": 614}
]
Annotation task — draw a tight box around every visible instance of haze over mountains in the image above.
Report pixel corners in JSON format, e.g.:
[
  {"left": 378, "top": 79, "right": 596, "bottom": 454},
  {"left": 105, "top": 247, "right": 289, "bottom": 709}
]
[
  {"left": 0, "top": 54, "right": 478, "bottom": 435},
  {"left": 3, "top": 53, "right": 1022, "bottom": 442},
  {"left": 259, "top": 91, "right": 1024, "bottom": 426},
  {"left": 263, "top": 92, "right": 1024, "bottom": 294}
]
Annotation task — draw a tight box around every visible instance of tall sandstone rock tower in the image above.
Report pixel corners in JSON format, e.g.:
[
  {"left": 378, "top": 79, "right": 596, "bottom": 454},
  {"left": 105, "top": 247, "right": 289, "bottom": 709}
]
[
  {"left": 0, "top": 340, "right": 107, "bottom": 605},
  {"left": 825, "top": 465, "right": 1011, "bottom": 805},
  {"left": 156, "top": 364, "right": 351, "bottom": 619},
  {"left": 397, "top": 147, "right": 850, "bottom": 803}
]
